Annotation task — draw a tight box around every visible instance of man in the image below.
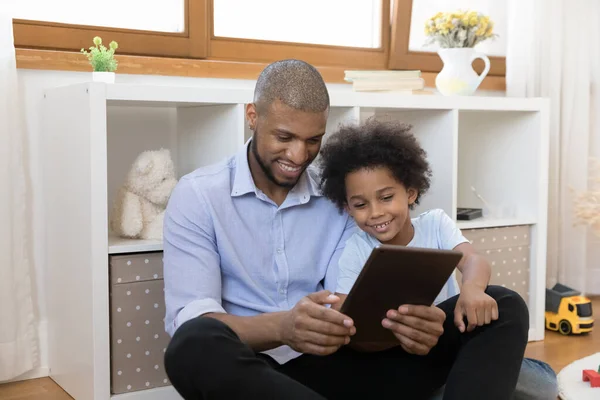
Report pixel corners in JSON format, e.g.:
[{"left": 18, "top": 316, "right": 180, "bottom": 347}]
[{"left": 163, "top": 59, "right": 557, "bottom": 399}]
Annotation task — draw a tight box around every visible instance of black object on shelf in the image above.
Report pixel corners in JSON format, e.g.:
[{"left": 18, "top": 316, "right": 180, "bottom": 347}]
[{"left": 457, "top": 208, "right": 483, "bottom": 220}]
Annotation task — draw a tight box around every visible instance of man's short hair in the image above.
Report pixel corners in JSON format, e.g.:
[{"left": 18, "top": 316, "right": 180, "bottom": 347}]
[{"left": 253, "top": 59, "right": 330, "bottom": 114}]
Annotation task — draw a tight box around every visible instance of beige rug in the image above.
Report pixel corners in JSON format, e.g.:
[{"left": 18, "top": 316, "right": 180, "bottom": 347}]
[{"left": 558, "top": 352, "right": 600, "bottom": 400}]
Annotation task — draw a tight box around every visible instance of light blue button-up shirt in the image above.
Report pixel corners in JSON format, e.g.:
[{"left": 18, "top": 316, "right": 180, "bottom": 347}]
[{"left": 163, "top": 141, "right": 356, "bottom": 364}]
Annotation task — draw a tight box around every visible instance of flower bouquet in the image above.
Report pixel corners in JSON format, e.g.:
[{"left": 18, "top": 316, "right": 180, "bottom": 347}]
[
  {"left": 424, "top": 10, "right": 497, "bottom": 96},
  {"left": 424, "top": 10, "right": 497, "bottom": 49}
]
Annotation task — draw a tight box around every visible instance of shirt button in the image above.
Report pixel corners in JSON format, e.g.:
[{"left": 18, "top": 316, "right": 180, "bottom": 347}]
[
  {"left": 280, "top": 289, "right": 286, "bottom": 295},
  {"left": 276, "top": 248, "right": 283, "bottom": 254}
]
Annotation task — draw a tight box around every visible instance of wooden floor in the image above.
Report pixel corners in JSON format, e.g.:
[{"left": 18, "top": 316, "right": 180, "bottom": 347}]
[
  {"left": 0, "top": 377, "right": 73, "bottom": 400},
  {"left": 2, "top": 297, "right": 599, "bottom": 400}
]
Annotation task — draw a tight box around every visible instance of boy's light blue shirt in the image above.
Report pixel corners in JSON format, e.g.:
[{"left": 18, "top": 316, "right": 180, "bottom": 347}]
[
  {"left": 336, "top": 209, "right": 468, "bottom": 305},
  {"left": 163, "top": 141, "right": 356, "bottom": 364}
]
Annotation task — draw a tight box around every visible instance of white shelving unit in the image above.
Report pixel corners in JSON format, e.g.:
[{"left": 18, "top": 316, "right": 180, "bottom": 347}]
[{"left": 42, "top": 82, "right": 549, "bottom": 400}]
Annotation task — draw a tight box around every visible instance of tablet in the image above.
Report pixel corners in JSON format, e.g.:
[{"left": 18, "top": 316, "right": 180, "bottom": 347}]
[{"left": 339, "top": 244, "right": 463, "bottom": 345}]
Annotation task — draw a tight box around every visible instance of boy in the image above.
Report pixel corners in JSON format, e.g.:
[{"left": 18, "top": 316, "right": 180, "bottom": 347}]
[
  {"left": 319, "top": 118, "right": 496, "bottom": 334},
  {"left": 318, "top": 118, "right": 558, "bottom": 399}
]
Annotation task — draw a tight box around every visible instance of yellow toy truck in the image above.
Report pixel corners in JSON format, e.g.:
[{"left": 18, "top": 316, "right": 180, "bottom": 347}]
[{"left": 545, "top": 283, "right": 593, "bottom": 335}]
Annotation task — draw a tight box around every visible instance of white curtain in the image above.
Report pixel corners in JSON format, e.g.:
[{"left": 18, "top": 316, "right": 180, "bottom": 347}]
[
  {"left": 506, "top": 0, "right": 600, "bottom": 294},
  {"left": 0, "top": 12, "right": 38, "bottom": 381}
]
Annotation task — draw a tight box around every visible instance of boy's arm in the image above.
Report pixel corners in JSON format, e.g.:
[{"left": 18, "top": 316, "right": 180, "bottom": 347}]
[
  {"left": 454, "top": 242, "right": 491, "bottom": 291},
  {"left": 323, "top": 216, "right": 357, "bottom": 292},
  {"left": 453, "top": 242, "right": 498, "bottom": 332},
  {"left": 436, "top": 209, "right": 492, "bottom": 289},
  {"left": 436, "top": 209, "right": 498, "bottom": 332}
]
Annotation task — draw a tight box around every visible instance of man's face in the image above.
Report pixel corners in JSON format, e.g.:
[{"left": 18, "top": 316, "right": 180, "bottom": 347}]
[{"left": 247, "top": 100, "right": 328, "bottom": 188}]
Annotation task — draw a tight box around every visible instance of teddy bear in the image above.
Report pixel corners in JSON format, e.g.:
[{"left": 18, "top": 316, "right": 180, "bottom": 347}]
[{"left": 110, "top": 148, "right": 178, "bottom": 240}]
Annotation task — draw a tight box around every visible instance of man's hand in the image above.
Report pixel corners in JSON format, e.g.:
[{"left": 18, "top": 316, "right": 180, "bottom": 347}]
[
  {"left": 279, "top": 291, "right": 356, "bottom": 356},
  {"left": 454, "top": 283, "right": 499, "bottom": 333},
  {"left": 381, "top": 305, "right": 446, "bottom": 355}
]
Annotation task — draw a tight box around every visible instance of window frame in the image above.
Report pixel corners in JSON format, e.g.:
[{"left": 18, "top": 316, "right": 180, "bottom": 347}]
[
  {"left": 12, "top": 0, "right": 209, "bottom": 59},
  {"left": 12, "top": 0, "right": 506, "bottom": 85},
  {"left": 207, "top": 0, "right": 391, "bottom": 70},
  {"left": 388, "top": 0, "right": 506, "bottom": 76}
]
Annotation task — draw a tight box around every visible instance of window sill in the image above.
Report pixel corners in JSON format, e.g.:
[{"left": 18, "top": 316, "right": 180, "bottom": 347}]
[{"left": 15, "top": 49, "right": 506, "bottom": 91}]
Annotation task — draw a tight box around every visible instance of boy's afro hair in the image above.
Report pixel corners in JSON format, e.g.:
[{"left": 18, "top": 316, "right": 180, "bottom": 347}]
[{"left": 318, "top": 117, "right": 432, "bottom": 211}]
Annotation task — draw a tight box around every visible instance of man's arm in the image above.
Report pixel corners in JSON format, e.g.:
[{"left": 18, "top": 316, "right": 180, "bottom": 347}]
[
  {"left": 163, "top": 179, "right": 285, "bottom": 351},
  {"left": 205, "top": 291, "right": 353, "bottom": 354},
  {"left": 163, "top": 177, "right": 226, "bottom": 337},
  {"left": 203, "top": 312, "right": 286, "bottom": 352},
  {"left": 163, "top": 178, "right": 354, "bottom": 355}
]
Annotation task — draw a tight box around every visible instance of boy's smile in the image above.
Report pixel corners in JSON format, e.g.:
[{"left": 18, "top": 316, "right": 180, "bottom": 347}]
[
  {"left": 368, "top": 219, "right": 394, "bottom": 233},
  {"left": 345, "top": 166, "right": 417, "bottom": 246}
]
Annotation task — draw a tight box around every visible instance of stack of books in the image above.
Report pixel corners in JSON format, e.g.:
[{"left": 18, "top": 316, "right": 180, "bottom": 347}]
[{"left": 344, "top": 70, "right": 426, "bottom": 94}]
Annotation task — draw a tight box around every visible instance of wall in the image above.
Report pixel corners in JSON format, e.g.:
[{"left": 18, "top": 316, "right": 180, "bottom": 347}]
[{"left": 16, "top": 68, "right": 505, "bottom": 380}]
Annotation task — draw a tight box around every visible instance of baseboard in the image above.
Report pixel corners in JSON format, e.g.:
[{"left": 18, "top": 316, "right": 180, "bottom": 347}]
[
  {"left": 528, "top": 327, "right": 544, "bottom": 342},
  {"left": 4, "top": 367, "right": 50, "bottom": 383},
  {"left": 38, "top": 319, "right": 49, "bottom": 370},
  {"left": 111, "top": 385, "right": 181, "bottom": 400}
]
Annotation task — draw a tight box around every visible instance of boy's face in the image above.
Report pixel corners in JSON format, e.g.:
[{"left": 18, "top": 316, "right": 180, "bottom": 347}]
[{"left": 344, "top": 167, "right": 418, "bottom": 245}]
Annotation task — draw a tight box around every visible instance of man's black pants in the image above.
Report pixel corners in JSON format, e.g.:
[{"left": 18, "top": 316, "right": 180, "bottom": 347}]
[{"left": 164, "top": 285, "right": 529, "bottom": 400}]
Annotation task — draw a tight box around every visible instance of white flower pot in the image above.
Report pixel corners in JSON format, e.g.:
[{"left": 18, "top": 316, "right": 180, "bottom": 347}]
[
  {"left": 92, "top": 71, "right": 116, "bottom": 84},
  {"left": 435, "top": 48, "right": 490, "bottom": 96}
]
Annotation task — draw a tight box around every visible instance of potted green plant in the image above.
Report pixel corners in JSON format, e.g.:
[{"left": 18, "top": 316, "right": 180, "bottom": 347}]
[
  {"left": 424, "top": 10, "right": 497, "bottom": 96},
  {"left": 81, "top": 36, "right": 119, "bottom": 83}
]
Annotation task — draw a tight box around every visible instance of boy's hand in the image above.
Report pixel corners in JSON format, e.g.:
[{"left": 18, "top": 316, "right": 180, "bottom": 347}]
[
  {"left": 382, "top": 305, "right": 445, "bottom": 355},
  {"left": 280, "top": 291, "right": 355, "bottom": 356},
  {"left": 454, "top": 283, "right": 499, "bottom": 333}
]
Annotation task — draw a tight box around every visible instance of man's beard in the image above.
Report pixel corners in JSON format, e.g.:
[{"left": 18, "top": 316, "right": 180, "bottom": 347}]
[{"left": 251, "top": 133, "right": 299, "bottom": 189}]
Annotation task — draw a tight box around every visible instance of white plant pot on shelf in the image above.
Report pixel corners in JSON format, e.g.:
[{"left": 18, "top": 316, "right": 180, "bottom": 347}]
[
  {"left": 435, "top": 48, "right": 490, "bottom": 96},
  {"left": 92, "top": 71, "right": 116, "bottom": 84}
]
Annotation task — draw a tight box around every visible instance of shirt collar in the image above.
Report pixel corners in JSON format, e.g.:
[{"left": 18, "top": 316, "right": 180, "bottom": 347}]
[
  {"left": 231, "top": 140, "right": 256, "bottom": 197},
  {"left": 231, "top": 139, "right": 323, "bottom": 200}
]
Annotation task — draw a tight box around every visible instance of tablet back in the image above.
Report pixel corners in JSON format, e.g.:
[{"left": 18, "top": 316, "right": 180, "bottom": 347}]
[{"left": 339, "top": 244, "right": 462, "bottom": 344}]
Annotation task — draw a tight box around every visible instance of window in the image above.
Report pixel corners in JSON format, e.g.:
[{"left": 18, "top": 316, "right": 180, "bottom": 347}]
[
  {"left": 568, "top": 304, "right": 575, "bottom": 312},
  {"left": 389, "top": 0, "right": 505, "bottom": 76},
  {"left": 209, "top": 0, "right": 390, "bottom": 69},
  {"left": 12, "top": 0, "right": 186, "bottom": 33},
  {"left": 213, "top": 0, "right": 382, "bottom": 48},
  {"left": 13, "top": 0, "right": 208, "bottom": 58}
]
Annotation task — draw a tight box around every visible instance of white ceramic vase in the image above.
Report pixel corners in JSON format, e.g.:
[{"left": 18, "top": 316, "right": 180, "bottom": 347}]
[
  {"left": 435, "top": 48, "right": 490, "bottom": 96},
  {"left": 92, "top": 71, "right": 116, "bottom": 84}
]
